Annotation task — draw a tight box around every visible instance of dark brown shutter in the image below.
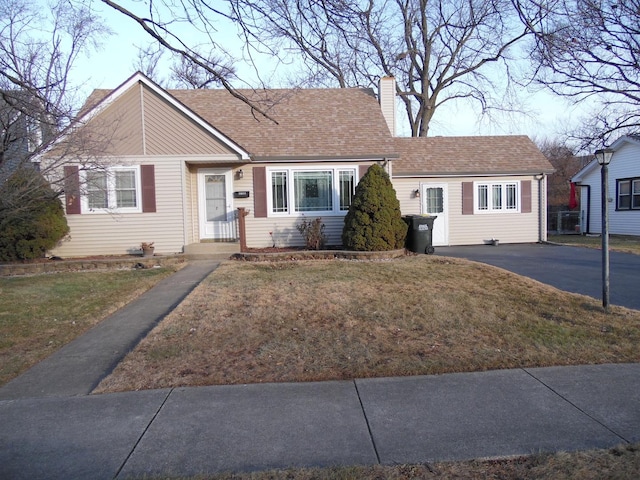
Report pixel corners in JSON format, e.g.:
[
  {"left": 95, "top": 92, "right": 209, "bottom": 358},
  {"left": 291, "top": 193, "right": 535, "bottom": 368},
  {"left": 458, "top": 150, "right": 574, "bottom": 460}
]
[
  {"left": 521, "top": 180, "right": 532, "bottom": 213},
  {"left": 462, "top": 182, "right": 474, "bottom": 215},
  {"left": 141, "top": 165, "right": 156, "bottom": 213},
  {"left": 253, "top": 166, "right": 267, "bottom": 218},
  {"left": 358, "top": 164, "right": 369, "bottom": 180},
  {"left": 63, "top": 165, "right": 81, "bottom": 214}
]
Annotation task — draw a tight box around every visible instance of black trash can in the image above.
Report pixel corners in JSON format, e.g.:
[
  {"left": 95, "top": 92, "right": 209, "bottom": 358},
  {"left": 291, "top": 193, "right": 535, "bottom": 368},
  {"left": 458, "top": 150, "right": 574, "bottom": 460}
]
[{"left": 403, "top": 215, "right": 436, "bottom": 254}]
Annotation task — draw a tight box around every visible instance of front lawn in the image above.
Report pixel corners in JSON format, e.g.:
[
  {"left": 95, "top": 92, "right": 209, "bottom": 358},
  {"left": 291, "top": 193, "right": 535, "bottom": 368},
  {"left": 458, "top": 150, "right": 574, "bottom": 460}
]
[
  {"left": 94, "top": 256, "right": 640, "bottom": 393},
  {"left": 549, "top": 234, "right": 640, "bottom": 255},
  {"left": 0, "top": 267, "right": 178, "bottom": 386}
]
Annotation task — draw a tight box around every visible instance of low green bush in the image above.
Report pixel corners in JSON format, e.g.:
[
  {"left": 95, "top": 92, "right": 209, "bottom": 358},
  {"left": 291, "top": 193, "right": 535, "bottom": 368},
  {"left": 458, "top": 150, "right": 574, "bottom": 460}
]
[{"left": 0, "top": 168, "right": 69, "bottom": 261}]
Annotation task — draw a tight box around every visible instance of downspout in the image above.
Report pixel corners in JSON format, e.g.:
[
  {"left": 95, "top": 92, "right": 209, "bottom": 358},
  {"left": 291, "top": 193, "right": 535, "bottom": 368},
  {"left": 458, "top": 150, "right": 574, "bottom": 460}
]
[{"left": 583, "top": 185, "right": 591, "bottom": 234}]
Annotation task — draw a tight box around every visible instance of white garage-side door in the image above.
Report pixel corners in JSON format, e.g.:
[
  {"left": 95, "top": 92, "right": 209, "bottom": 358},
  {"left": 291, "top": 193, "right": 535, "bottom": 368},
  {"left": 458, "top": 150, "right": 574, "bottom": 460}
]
[{"left": 421, "top": 183, "right": 449, "bottom": 246}]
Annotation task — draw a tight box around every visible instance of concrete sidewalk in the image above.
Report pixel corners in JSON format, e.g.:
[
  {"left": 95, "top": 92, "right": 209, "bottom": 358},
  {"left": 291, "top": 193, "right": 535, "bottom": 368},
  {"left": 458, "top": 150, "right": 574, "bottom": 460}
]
[
  {"left": 0, "top": 260, "right": 220, "bottom": 400},
  {"left": 1, "top": 364, "right": 638, "bottom": 479},
  {"left": 1, "top": 259, "right": 639, "bottom": 479}
]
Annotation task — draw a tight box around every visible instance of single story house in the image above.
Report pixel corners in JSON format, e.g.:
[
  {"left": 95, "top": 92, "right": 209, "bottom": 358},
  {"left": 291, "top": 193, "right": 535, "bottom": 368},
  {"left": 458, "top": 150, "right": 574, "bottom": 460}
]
[
  {"left": 45, "top": 73, "right": 553, "bottom": 257},
  {"left": 392, "top": 136, "right": 553, "bottom": 246},
  {"left": 571, "top": 135, "right": 640, "bottom": 236}
]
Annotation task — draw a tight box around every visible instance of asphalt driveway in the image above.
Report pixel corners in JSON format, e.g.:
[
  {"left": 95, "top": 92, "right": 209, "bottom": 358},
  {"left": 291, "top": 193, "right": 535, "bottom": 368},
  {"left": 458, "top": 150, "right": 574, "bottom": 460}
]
[{"left": 437, "top": 243, "right": 640, "bottom": 311}]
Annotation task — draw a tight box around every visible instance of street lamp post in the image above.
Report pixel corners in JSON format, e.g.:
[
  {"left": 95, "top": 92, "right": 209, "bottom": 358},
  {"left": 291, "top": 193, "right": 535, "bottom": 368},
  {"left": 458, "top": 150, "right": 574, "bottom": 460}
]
[{"left": 595, "top": 148, "right": 614, "bottom": 311}]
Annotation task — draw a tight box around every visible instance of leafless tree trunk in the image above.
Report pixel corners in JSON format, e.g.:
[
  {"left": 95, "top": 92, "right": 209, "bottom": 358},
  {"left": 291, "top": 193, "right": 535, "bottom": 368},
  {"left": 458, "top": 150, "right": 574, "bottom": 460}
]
[
  {"left": 230, "top": 0, "right": 535, "bottom": 136},
  {"left": 515, "top": 0, "right": 640, "bottom": 149}
]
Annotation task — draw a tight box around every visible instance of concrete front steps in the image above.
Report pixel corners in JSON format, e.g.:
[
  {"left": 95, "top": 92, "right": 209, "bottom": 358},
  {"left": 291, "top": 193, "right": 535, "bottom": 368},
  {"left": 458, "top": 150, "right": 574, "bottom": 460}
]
[{"left": 184, "top": 241, "right": 240, "bottom": 260}]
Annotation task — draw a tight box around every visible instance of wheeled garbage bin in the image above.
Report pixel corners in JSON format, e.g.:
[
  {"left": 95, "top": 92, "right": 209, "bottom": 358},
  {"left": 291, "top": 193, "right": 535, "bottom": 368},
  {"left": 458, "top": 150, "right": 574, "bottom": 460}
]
[{"left": 403, "top": 215, "right": 436, "bottom": 254}]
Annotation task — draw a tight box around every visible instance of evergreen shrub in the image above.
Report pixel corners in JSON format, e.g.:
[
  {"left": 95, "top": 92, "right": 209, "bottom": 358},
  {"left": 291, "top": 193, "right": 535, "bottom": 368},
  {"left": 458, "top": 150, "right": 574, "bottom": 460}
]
[
  {"left": 0, "top": 168, "right": 69, "bottom": 261},
  {"left": 342, "top": 164, "right": 407, "bottom": 251}
]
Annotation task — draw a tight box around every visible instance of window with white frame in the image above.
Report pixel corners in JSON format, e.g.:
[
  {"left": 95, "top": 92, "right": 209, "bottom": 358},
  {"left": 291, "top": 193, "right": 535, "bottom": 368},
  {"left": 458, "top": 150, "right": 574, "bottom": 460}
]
[
  {"left": 268, "top": 167, "right": 356, "bottom": 215},
  {"left": 617, "top": 178, "right": 640, "bottom": 210},
  {"left": 82, "top": 166, "right": 142, "bottom": 213},
  {"left": 474, "top": 181, "right": 520, "bottom": 213}
]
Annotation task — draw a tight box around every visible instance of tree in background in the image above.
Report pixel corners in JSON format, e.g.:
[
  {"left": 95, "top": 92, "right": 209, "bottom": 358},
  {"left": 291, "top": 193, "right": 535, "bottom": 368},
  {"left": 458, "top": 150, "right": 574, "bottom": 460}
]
[
  {"left": 100, "top": 0, "right": 275, "bottom": 120},
  {"left": 516, "top": 0, "right": 640, "bottom": 149},
  {"left": 537, "top": 139, "right": 580, "bottom": 208},
  {"left": 230, "top": 0, "right": 538, "bottom": 136},
  {"left": 537, "top": 138, "right": 591, "bottom": 233},
  {"left": 98, "top": 0, "right": 542, "bottom": 137},
  {"left": 1, "top": 0, "right": 109, "bottom": 257},
  {"left": 343, "top": 164, "right": 407, "bottom": 251}
]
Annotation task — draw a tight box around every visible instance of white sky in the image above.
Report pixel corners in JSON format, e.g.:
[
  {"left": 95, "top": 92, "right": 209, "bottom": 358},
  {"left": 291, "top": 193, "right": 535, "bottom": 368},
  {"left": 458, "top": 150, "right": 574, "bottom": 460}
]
[{"left": 71, "top": 1, "right": 588, "bottom": 144}]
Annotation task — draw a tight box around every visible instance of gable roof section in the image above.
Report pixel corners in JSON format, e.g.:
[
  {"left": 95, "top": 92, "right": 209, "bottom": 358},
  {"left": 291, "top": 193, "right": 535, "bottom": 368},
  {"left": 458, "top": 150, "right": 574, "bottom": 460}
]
[
  {"left": 77, "top": 72, "right": 250, "bottom": 159},
  {"left": 571, "top": 135, "right": 640, "bottom": 183},
  {"left": 169, "top": 87, "right": 397, "bottom": 160},
  {"left": 393, "top": 135, "right": 554, "bottom": 176}
]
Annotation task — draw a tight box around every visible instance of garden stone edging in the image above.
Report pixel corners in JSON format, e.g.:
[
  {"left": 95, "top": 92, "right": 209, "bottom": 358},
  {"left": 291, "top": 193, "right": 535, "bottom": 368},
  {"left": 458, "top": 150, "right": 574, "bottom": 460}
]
[
  {"left": 0, "top": 254, "right": 186, "bottom": 277},
  {"left": 231, "top": 249, "right": 408, "bottom": 262}
]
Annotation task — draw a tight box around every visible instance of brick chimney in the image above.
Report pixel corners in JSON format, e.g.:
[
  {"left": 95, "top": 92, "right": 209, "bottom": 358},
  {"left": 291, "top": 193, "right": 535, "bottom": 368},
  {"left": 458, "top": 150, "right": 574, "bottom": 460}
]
[{"left": 378, "top": 76, "right": 396, "bottom": 137}]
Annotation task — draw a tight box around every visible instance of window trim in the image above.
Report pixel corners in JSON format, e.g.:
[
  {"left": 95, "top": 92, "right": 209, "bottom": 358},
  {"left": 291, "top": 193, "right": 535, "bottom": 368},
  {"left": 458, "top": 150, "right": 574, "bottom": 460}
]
[
  {"left": 616, "top": 177, "right": 640, "bottom": 211},
  {"left": 80, "top": 165, "right": 142, "bottom": 214},
  {"left": 266, "top": 166, "right": 357, "bottom": 217},
  {"left": 473, "top": 181, "right": 521, "bottom": 214}
]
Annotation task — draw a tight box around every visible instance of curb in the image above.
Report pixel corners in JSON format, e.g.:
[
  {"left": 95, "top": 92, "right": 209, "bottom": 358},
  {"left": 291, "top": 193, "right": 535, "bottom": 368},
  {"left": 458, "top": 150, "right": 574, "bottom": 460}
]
[{"left": 231, "top": 249, "right": 408, "bottom": 262}]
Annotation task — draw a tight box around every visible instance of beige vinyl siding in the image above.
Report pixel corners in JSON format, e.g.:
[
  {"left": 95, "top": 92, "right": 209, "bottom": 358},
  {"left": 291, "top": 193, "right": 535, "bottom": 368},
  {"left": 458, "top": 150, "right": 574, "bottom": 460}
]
[
  {"left": 182, "top": 161, "right": 195, "bottom": 245},
  {"left": 395, "top": 178, "right": 423, "bottom": 216},
  {"left": 52, "top": 157, "right": 186, "bottom": 257},
  {"left": 243, "top": 162, "right": 376, "bottom": 248},
  {"left": 394, "top": 176, "right": 543, "bottom": 246},
  {"left": 89, "top": 85, "right": 144, "bottom": 156},
  {"left": 142, "top": 86, "right": 235, "bottom": 156},
  {"left": 448, "top": 177, "right": 540, "bottom": 245},
  {"left": 187, "top": 164, "right": 199, "bottom": 242}
]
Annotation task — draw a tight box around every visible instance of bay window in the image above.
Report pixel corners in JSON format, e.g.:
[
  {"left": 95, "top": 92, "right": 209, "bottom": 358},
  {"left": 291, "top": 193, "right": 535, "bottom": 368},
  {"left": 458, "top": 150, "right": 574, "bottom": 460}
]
[{"left": 268, "top": 167, "right": 356, "bottom": 215}]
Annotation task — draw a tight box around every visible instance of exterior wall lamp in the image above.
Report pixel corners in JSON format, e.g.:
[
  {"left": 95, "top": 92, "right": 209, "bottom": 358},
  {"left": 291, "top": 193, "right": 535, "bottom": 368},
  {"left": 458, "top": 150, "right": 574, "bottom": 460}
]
[
  {"left": 595, "top": 148, "right": 614, "bottom": 311},
  {"left": 413, "top": 189, "right": 420, "bottom": 198},
  {"left": 236, "top": 169, "right": 244, "bottom": 180}
]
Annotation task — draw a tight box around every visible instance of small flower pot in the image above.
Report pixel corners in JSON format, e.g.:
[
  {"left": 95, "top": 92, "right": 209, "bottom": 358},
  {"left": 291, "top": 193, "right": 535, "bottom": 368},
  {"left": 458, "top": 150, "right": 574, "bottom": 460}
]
[{"left": 142, "top": 246, "right": 155, "bottom": 257}]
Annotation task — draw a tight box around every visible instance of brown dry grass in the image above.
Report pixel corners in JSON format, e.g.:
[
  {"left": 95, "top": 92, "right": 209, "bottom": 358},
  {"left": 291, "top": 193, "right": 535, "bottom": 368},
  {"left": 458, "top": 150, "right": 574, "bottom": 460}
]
[
  {"left": 95, "top": 256, "right": 640, "bottom": 393},
  {"left": 134, "top": 443, "right": 640, "bottom": 479},
  {"left": 549, "top": 234, "right": 640, "bottom": 255}
]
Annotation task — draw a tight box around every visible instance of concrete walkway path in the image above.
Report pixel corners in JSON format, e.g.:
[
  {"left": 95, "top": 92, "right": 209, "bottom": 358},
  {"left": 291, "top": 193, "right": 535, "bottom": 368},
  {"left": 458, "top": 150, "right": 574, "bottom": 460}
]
[
  {"left": 1, "top": 258, "right": 639, "bottom": 479},
  {"left": 0, "top": 260, "right": 220, "bottom": 400}
]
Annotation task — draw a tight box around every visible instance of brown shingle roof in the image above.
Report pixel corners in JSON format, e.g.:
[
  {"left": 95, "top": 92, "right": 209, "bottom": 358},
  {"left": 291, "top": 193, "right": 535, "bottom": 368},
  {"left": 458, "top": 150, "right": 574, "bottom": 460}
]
[
  {"left": 169, "top": 88, "right": 397, "bottom": 160},
  {"left": 393, "top": 136, "right": 554, "bottom": 176},
  {"left": 79, "top": 77, "right": 553, "bottom": 175}
]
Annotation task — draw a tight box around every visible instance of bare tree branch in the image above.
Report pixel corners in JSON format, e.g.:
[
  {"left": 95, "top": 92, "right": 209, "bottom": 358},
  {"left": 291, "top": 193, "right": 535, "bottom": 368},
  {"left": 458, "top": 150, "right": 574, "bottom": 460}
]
[
  {"left": 230, "top": 0, "right": 536, "bottom": 136},
  {"left": 515, "top": 0, "right": 640, "bottom": 149},
  {"left": 100, "top": 0, "right": 278, "bottom": 122}
]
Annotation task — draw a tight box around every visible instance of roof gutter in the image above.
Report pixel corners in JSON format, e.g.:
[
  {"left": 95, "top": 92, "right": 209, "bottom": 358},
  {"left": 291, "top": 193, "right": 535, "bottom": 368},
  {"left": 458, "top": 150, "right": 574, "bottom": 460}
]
[
  {"left": 250, "top": 154, "right": 399, "bottom": 163},
  {"left": 393, "top": 169, "right": 555, "bottom": 178}
]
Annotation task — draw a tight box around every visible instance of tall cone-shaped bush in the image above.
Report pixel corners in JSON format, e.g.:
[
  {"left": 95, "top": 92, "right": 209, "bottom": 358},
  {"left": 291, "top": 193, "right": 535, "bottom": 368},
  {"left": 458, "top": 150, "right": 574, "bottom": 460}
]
[{"left": 342, "top": 164, "right": 407, "bottom": 251}]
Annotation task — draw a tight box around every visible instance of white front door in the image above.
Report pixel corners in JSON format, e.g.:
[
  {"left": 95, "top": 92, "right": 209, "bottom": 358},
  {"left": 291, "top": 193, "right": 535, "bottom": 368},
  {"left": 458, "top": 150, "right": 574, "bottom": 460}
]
[
  {"left": 198, "top": 169, "right": 235, "bottom": 240},
  {"left": 421, "top": 183, "right": 449, "bottom": 246}
]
